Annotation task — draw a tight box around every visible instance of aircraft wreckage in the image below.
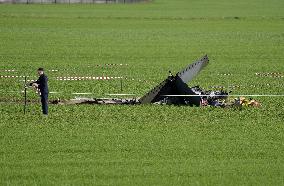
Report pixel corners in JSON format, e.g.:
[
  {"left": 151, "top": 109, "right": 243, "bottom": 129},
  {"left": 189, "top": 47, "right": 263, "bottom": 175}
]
[{"left": 52, "top": 55, "right": 261, "bottom": 107}]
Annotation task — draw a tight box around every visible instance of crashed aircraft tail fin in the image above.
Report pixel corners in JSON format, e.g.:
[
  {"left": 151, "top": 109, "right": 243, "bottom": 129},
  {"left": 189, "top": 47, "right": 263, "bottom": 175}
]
[
  {"left": 177, "top": 55, "right": 209, "bottom": 84},
  {"left": 139, "top": 55, "right": 209, "bottom": 104}
]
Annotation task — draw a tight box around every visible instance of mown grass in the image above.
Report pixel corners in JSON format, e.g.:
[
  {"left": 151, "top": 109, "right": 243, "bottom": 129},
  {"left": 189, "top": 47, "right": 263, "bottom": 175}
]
[{"left": 0, "top": 0, "right": 284, "bottom": 185}]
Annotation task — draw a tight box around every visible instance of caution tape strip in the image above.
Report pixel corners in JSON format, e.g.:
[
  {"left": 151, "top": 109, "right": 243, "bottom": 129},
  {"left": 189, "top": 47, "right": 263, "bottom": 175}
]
[
  {"left": 0, "top": 75, "right": 29, "bottom": 78},
  {"left": 217, "top": 73, "right": 233, "bottom": 76},
  {"left": 0, "top": 75, "right": 123, "bottom": 81},
  {"left": 0, "top": 69, "right": 17, "bottom": 72},
  {"left": 48, "top": 64, "right": 129, "bottom": 72},
  {"left": 55, "top": 76, "right": 123, "bottom": 81},
  {"left": 0, "top": 64, "right": 129, "bottom": 73},
  {"left": 255, "top": 72, "right": 284, "bottom": 78},
  {"left": 209, "top": 83, "right": 284, "bottom": 89}
]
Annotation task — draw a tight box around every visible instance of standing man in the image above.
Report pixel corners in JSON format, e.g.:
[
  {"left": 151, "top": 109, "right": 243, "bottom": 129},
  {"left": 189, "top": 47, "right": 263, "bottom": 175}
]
[{"left": 30, "top": 68, "right": 49, "bottom": 115}]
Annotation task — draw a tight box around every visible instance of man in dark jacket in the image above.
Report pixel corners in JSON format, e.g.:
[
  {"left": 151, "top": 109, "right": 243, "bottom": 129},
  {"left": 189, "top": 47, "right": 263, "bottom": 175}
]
[{"left": 30, "top": 68, "right": 49, "bottom": 115}]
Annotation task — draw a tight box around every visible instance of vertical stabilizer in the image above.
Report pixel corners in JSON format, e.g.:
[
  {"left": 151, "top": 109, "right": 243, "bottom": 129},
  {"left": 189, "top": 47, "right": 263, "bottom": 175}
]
[{"left": 139, "top": 55, "right": 209, "bottom": 105}]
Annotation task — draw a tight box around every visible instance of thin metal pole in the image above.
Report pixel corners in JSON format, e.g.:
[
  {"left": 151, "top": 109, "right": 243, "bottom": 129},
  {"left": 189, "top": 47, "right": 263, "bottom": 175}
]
[
  {"left": 24, "top": 76, "right": 27, "bottom": 114},
  {"left": 120, "top": 78, "right": 123, "bottom": 92}
]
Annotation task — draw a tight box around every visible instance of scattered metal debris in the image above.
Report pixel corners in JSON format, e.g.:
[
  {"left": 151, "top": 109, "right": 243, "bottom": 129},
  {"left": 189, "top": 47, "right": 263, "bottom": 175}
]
[
  {"left": 51, "top": 97, "right": 138, "bottom": 105},
  {"left": 50, "top": 55, "right": 261, "bottom": 108}
]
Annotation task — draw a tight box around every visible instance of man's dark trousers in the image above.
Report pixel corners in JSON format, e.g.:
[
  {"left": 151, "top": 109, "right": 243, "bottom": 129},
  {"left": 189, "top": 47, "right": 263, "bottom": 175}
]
[{"left": 41, "top": 93, "right": 48, "bottom": 115}]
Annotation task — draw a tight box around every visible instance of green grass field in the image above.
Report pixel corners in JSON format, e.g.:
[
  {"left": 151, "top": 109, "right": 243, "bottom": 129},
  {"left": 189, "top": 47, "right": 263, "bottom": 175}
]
[{"left": 1, "top": 0, "right": 284, "bottom": 185}]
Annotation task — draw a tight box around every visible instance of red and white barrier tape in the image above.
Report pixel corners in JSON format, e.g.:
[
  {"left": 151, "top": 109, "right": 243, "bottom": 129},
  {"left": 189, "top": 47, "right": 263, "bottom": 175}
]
[
  {"left": 0, "top": 69, "right": 17, "bottom": 72},
  {"left": 0, "top": 64, "right": 128, "bottom": 73},
  {"left": 209, "top": 83, "right": 284, "bottom": 89},
  {"left": 56, "top": 76, "right": 123, "bottom": 81},
  {"left": 217, "top": 73, "right": 233, "bottom": 76},
  {"left": 255, "top": 72, "right": 284, "bottom": 78},
  {"left": 0, "top": 75, "right": 29, "bottom": 78},
  {"left": 217, "top": 73, "right": 284, "bottom": 78},
  {"left": 0, "top": 75, "right": 156, "bottom": 84},
  {"left": 94, "top": 63, "right": 128, "bottom": 67},
  {"left": 48, "top": 64, "right": 128, "bottom": 72}
]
